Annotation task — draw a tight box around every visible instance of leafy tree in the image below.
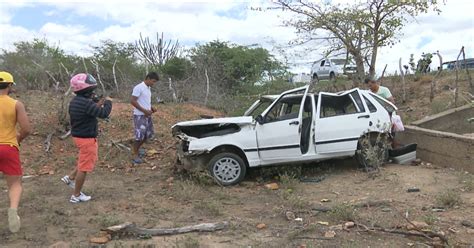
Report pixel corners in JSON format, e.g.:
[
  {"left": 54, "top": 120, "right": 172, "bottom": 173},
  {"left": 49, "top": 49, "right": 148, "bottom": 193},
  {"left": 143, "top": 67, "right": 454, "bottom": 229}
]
[
  {"left": 190, "top": 40, "right": 287, "bottom": 89},
  {"left": 161, "top": 57, "right": 193, "bottom": 80},
  {"left": 0, "top": 38, "right": 78, "bottom": 90},
  {"left": 276, "top": 0, "right": 440, "bottom": 81},
  {"left": 416, "top": 52, "right": 433, "bottom": 74}
]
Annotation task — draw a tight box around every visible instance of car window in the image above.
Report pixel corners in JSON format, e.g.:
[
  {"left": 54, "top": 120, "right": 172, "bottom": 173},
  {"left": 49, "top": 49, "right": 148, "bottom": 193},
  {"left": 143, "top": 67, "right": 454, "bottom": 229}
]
[
  {"left": 266, "top": 101, "right": 300, "bottom": 122},
  {"left": 332, "top": 59, "right": 346, "bottom": 65},
  {"left": 369, "top": 93, "right": 396, "bottom": 113},
  {"left": 265, "top": 95, "right": 304, "bottom": 123},
  {"left": 349, "top": 91, "right": 365, "bottom": 113},
  {"left": 363, "top": 96, "right": 377, "bottom": 113},
  {"left": 320, "top": 60, "right": 325, "bottom": 66},
  {"left": 320, "top": 94, "right": 362, "bottom": 118}
]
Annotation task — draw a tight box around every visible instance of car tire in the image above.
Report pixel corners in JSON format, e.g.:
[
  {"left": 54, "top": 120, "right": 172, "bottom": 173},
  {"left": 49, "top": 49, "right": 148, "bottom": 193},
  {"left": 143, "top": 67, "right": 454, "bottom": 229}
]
[
  {"left": 356, "top": 133, "right": 389, "bottom": 171},
  {"left": 208, "top": 152, "right": 246, "bottom": 186},
  {"left": 311, "top": 74, "right": 319, "bottom": 84},
  {"left": 329, "top": 72, "right": 336, "bottom": 82}
]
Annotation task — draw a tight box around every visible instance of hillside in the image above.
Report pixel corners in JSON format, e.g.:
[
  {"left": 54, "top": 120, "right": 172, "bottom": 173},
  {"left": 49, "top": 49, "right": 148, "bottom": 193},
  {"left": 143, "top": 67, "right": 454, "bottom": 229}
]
[{"left": 0, "top": 73, "right": 473, "bottom": 247}]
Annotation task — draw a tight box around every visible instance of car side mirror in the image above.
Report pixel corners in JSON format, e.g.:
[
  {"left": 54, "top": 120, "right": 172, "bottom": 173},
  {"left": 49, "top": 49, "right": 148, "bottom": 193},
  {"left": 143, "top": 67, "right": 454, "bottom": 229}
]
[{"left": 255, "top": 114, "right": 264, "bottom": 125}]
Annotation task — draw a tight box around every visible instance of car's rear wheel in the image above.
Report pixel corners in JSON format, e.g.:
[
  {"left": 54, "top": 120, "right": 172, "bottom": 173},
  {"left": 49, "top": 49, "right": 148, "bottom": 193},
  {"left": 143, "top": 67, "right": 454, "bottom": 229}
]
[
  {"left": 329, "top": 72, "right": 336, "bottom": 82},
  {"left": 311, "top": 74, "right": 319, "bottom": 84},
  {"left": 208, "top": 152, "right": 246, "bottom": 186},
  {"left": 356, "top": 133, "right": 389, "bottom": 172}
]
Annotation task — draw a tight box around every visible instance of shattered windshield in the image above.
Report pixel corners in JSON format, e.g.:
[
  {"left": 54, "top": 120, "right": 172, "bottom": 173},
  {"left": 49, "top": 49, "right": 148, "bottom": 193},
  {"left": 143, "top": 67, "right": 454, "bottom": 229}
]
[{"left": 245, "top": 99, "right": 272, "bottom": 119}]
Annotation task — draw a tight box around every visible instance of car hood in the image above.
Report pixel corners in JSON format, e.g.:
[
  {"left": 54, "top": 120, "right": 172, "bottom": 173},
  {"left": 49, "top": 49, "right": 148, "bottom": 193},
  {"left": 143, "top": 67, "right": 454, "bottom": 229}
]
[
  {"left": 172, "top": 116, "right": 253, "bottom": 138},
  {"left": 173, "top": 116, "right": 253, "bottom": 128}
]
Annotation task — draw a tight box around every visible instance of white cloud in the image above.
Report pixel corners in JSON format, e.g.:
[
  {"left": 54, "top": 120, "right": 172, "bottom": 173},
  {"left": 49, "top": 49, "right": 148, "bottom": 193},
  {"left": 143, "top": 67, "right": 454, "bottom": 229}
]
[{"left": 0, "top": 24, "right": 34, "bottom": 50}]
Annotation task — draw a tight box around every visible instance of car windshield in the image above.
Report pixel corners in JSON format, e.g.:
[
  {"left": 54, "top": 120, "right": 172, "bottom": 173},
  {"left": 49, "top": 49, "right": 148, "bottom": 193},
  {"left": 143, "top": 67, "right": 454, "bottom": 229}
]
[{"left": 244, "top": 98, "right": 273, "bottom": 118}]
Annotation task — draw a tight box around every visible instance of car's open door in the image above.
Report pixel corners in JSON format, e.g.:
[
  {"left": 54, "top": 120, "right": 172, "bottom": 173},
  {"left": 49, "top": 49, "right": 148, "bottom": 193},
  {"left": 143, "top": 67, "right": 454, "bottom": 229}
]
[
  {"left": 255, "top": 85, "right": 310, "bottom": 163},
  {"left": 314, "top": 89, "right": 368, "bottom": 154}
]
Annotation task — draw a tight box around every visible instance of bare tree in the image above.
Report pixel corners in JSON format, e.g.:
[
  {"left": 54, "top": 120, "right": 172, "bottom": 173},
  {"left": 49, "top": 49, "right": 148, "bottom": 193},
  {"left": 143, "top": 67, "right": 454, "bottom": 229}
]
[
  {"left": 398, "top": 58, "right": 406, "bottom": 103},
  {"left": 135, "top": 32, "right": 181, "bottom": 67},
  {"left": 90, "top": 59, "right": 106, "bottom": 94},
  {"left": 112, "top": 59, "right": 119, "bottom": 93},
  {"left": 460, "top": 47, "right": 473, "bottom": 95},
  {"left": 204, "top": 68, "right": 210, "bottom": 105},
  {"left": 430, "top": 51, "right": 443, "bottom": 102},
  {"left": 454, "top": 46, "right": 473, "bottom": 106}
]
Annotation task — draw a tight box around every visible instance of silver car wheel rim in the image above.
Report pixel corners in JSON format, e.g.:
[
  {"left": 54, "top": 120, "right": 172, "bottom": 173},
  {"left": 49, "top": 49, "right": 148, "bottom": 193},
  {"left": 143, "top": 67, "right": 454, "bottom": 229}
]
[{"left": 213, "top": 157, "right": 241, "bottom": 183}]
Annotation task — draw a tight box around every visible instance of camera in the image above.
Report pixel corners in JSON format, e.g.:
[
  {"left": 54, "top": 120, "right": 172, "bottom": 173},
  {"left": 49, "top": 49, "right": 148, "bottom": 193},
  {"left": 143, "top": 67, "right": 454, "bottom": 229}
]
[{"left": 91, "top": 93, "right": 103, "bottom": 103}]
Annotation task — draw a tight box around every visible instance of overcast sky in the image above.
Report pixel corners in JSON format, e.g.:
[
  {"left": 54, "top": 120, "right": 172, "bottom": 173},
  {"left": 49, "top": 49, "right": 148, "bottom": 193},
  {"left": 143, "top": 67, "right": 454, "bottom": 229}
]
[{"left": 0, "top": 0, "right": 473, "bottom": 76}]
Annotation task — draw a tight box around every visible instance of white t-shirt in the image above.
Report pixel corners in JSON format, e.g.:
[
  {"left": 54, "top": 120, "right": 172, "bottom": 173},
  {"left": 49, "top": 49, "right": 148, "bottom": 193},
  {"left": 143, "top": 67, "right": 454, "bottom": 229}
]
[{"left": 132, "top": 82, "right": 152, "bottom": 115}]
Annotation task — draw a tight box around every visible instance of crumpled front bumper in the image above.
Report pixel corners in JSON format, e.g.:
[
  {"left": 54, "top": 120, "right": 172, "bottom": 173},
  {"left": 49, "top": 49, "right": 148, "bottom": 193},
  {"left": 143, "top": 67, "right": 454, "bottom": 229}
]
[{"left": 175, "top": 135, "right": 210, "bottom": 171}]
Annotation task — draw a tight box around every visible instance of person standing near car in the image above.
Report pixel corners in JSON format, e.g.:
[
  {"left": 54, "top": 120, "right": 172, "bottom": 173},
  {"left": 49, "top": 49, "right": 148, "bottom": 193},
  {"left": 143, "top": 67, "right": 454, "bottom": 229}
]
[
  {"left": 130, "top": 72, "right": 159, "bottom": 164},
  {"left": 61, "top": 73, "right": 112, "bottom": 203},
  {"left": 365, "top": 78, "right": 402, "bottom": 148},
  {"left": 0, "top": 71, "right": 31, "bottom": 233},
  {"left": 365, "top": 78, "right": 395, "bottom": 103}
]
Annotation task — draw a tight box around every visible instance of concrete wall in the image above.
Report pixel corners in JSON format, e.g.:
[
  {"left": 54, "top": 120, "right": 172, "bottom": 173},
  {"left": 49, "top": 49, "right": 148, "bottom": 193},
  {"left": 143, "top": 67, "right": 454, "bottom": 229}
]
[
  {"left": 412, "top": 104, "right": 474, "bottom": 135},
  {"left": 398, "top": 125, "right": 474, "bottom": 173}
]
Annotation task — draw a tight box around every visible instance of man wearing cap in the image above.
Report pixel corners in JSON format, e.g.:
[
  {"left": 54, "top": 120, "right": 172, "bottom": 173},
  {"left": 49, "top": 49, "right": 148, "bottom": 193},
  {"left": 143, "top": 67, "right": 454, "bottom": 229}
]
[{"left": 0, "top": 71, "right": 31, "bottom": 233}]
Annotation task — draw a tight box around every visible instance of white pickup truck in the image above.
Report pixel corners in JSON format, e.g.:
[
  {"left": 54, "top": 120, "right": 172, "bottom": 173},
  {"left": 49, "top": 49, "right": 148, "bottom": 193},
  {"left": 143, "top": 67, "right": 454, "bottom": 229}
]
[
  {"left": 310, "top": 58, "right": 357, "bottom": 82},
  {"left": 172, "top": 86, "right": 397, "bottom": 185}
]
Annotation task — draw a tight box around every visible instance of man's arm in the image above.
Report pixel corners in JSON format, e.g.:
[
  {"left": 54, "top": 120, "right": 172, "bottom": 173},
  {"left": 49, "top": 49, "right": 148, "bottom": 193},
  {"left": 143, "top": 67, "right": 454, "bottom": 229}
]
[
  {"left": 131, "top": 96, "right": 152, "bottom": 116},
  {"left": 384, "top": 87, "right": 395, "bottom": 104},
  {"left": 16, "top": 101, "right": 31, "bottom": 144},
  {"left": 387, "top": 96, "right": 395, "bottom": 104},
  {"left": 85, "top": 98, "right": 113, "bottom": 119}
]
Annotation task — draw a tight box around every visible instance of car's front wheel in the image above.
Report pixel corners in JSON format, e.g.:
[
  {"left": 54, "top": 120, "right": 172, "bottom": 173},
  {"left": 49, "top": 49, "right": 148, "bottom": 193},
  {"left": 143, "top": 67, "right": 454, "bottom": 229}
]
[{"left": 208, "top": 152, "right": 246, "bottom": 186}]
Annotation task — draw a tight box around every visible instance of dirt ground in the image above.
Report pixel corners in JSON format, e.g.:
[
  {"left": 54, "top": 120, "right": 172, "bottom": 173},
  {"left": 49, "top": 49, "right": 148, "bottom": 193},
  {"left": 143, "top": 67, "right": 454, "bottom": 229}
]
[{"left": 0, "top": 90, "right": 473, "bottom": 248}]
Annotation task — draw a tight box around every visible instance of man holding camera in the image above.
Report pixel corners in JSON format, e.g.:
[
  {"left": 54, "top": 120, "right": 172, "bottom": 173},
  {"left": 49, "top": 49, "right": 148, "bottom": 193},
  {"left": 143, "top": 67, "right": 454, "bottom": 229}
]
[{"left": 61, "top": 73, "right": 112, "bottom": 203}]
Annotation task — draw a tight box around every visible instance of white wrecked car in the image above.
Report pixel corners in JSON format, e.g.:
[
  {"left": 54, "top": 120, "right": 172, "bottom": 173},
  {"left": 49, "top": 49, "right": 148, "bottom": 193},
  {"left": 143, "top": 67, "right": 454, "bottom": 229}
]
[{"left": 172, "top": 86, "right": 397, "bottom": 185}]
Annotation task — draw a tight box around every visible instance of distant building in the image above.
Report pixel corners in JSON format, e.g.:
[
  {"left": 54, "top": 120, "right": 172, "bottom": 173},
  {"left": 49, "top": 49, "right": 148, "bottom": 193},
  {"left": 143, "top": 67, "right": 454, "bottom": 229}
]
[{"left": 441, "top": 58, "right": 474, "bottom": 70}]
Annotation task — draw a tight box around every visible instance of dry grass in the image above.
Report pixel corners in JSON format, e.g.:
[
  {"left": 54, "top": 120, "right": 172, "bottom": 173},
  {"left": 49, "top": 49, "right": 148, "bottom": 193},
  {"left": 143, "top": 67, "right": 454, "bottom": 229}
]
[
  {"left": 277, "top": 190, "right": 309, "bottom": 210},
  {"left": 174, "top": 236, "right": 200, "bottom": 248},
  {"left": 422, "top": 213, "right": 438, "bottom": 225},
  {"left": 419, "top": 75, "right": 434, "bottom": 85},
  {"left": 278, "top": 171, "right": 300, "bottom": 190},
  {"left": 286, "top": 223, "right": 319, "bottom": 240},
  {"left": 328, "top": 203, "right": 357, "bottom": 222},
  {"left": 172, "top": 179, "right": 208, "bottom": 202},
  {"left": 459, "top": 173, "right": 474, "bottom": 192},
  {"left": 192, "top": 200, "right": 222, "bottom": 217},
  {"left": 90, "top": 214, "right": 123, "bottom": 228},
  {"left": 436, "top": 190, "right": 462, "bottom": 208}
]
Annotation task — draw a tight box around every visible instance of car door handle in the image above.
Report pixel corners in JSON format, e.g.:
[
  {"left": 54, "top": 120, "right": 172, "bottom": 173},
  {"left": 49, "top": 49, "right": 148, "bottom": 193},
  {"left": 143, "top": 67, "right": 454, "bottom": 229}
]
[
  {"left": 289, "top": 120, "right": 299, "bottom": 125},
  {"left": 358, "top": 115, "right": 370, "bottom": 119}
]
